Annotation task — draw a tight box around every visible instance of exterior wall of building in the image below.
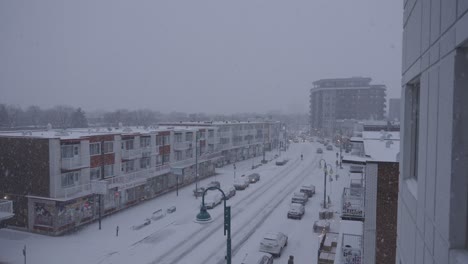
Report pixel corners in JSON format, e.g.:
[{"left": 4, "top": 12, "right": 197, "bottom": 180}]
[
  {"left": 389, "top": 98, "right": 401, "bottom": 121},
  {"left": 364, "top": 162, "right": 378, "bottom": 264},
  {"left": 397, "top": 1, "right": 468, "bottom": 263},
  {"left": 0, "top": 137, "right": 50, "bottom": 229}
]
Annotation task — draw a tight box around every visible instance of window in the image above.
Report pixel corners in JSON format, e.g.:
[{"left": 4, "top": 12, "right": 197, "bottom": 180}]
[
  {"left": 156, "top": 154, "right": 163, "bottom": 166},
  {"left": 140, "top": 157, "right": 150, "bottom": 169},
  {"left": 162, "top": 153, "right": 170, "bottom": 163},
  {"left": 407, "top": 81, "right": 420, "bottom": 179},
  {"left": 156, "top": 135, "right": 163, "bottom": 146},
  {"left": 90, "top": 167, "right": 101, "bottom": 180},
  {"left": 103, "top": 141, "right": 114, "bottom": 153},
  {"left": 175, "top": 133, "right": 182, "bottom": 143},
  {"left": 121, "top": 139, "right": 134, "bottom": 150},
  {"left": 163, "top": 135, "right": 170, "bottom": 145},
  {"left": 175, "top": 151, "right": 182, "bottom": 161},
  {"left": 185, "top": 149, "right": 193, "bottom": 158},
  {"left": 208, "top": 130, "right": 214, "bottom": 138},
  {"left": 61, "top": 145, "right": 79, "bottom": 158},
  {"left": 140, "top": 136, "right": 150, "bottom": 148},
  {"left": 89, "top": 143, "right": 101, "bottom": 156},
  {"left": 104, "top": 164, "right": 114, "bottom": 178},
  {"left": 61, "top": 171, "right": 80, "bottom": 187},
  {"left": 122, "top": 160, "right": 135, "bottom": 173},
  {"left": 186, "top": 132, "right": 193, "bottom": 141}
]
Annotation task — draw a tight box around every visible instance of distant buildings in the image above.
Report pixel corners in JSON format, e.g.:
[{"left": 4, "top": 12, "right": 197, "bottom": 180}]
[
  {"left": 396, "top": 2, "right": 468, "bottom": 264},
  {"left": 388, "top": 98, "right": 400, "bottom": 121},
  {"left": 309, "top": 77, "right": 387, "bottom": 136},
  {"left": 0, "top": 120, "right": 283, "bottom": 235}
]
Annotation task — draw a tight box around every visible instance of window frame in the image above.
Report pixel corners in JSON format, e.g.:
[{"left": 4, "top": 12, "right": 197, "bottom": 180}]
[{"left": 89, "top": 142, "right": 101, "bottom": 156}]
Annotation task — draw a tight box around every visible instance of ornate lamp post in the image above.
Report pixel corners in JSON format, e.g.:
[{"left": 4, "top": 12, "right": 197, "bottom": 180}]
[
  {"left": 319, "top": 159, "right": 333, "bottom": 209},
  {"left": 195, "top": 186, "right": 231, "bottom": 264}
]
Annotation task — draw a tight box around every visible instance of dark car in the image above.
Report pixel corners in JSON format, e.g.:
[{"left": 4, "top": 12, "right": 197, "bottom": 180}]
[
  {"left": 316, "top": 148, "right": 323, "bottom": 154},
  {"left": 275, "top": 159, "right": 288, "bottom": 166},
  {"left": 248, "top": 173, "right": 260, "bottom": 183}
]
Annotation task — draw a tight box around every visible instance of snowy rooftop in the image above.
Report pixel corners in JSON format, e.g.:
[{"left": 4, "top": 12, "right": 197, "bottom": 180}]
[
  {"left": 0, "top": 126, "right": 211, "bottom": 140},
  {"left": 363, "top": 139, "right": 400, "bottom": 163},
  {"left": 160, "top": 120, "right": 280, "bottom": 126},
  {"left": 362, "top": 131, "right": 400, "bottom": 140},
  {"left": 349, "top": 137, "right": 363, "bottom": 142},
  {"left": 342, "top": 155, "right": 367, "bottom": 164}
]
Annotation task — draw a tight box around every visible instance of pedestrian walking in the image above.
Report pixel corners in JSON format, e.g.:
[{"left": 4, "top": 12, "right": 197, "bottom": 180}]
[
  {"left": 116, "top": 226, "right": 119, "bottom": 237},
  {"left": 288, "top": 255, "right": 294, "bottom": 264}
]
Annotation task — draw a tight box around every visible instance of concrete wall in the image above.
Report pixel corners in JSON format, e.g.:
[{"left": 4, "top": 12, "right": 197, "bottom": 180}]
[{"left": 398, "top": 1, "right": 468, "bottom": 263}]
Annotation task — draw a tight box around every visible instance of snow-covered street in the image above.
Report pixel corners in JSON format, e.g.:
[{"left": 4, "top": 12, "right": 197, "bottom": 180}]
[{"left": 0, "top": 142, "right": 353, "bottom": 264}]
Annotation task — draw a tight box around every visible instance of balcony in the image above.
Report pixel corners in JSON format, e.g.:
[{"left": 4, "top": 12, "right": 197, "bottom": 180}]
[
  {"left": 61, "top": 157, "right": 83, "bottom": 170},
  {"left": 106, "top": 165, "right": 170, "bottom": 189},
  {"left": 341, "top": 187, "right": 365, "bottom": 220},
  {"left": 121, "top": 148, "right": 142, "bottom": 160},
  {"left": 340, "top": 233, "right": 362, "bottom": 264},
  {"left": 173, "top": 141, "right": 191, "bottom": 150},
  {"left": 0, "top": 200, "right": 14, "bottom": 221}
]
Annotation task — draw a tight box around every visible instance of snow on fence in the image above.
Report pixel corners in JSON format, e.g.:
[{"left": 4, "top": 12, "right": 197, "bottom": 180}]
[{"left": 341, "top": 187, "right": 365, "bottom": 220}]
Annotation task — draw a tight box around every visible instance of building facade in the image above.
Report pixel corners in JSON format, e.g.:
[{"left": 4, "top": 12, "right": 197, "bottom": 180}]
[
  {"left": 397, "top": 1, "right": 468, "bottom": 264},
  {"left": 310, "top": 77, "right": 387, "bottom": 137},
  {"left": 388, "top": 98, "right": 401, "bottom": 121}
]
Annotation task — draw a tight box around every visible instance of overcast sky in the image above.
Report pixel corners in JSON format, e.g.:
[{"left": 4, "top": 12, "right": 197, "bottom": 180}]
[{"left": 0, "top": 0, "right": 402, "bottom": 114}]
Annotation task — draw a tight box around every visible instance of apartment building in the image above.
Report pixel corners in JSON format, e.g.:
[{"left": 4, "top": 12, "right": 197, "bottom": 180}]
[
  {"left": 310, "top": 77, "right": 387, "bottom": 137},
  {"left": 160, "top": 121, "right": 285, "bottom": 166},
  {"left": 397, "top": 1, "right": 468, "bottom": 264},
  {"left": 0, "top": 125, "right": 219, "bottom": 235}
]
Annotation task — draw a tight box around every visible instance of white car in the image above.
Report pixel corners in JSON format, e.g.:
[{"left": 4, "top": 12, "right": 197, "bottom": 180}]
[
  {"left": 202, "top": 192, "right": 222, "bottom": 209},
  {"left": 241, "top": 252, "right": 273, "bottom": 264},
  {"left": 287, "top": 203, "right": 305, "bottom": 219},
  {"left": 259, "top": 232, "right": 288, "bottom": 257}
]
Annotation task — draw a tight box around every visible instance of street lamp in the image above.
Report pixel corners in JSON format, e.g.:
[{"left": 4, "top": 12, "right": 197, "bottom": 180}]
[
  {"left": 319, "top": 159, "right": 333, "bottom": 209},
  {"left": 195, "top": 186, "right": 231, "bottom": 264}
]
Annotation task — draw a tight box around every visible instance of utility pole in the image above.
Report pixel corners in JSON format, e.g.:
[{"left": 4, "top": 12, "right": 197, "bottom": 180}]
[{"left": 195, "top": 130, "right": 199, "bottom": 195}]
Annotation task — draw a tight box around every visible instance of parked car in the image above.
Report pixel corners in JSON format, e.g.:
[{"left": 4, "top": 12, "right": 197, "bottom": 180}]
[
  {"left": 202, "top": 192, "right": 222, "bottom": 209},
  {"left": 207, "top": 181, "right": 221, "bottom": 189},
  {"left": 291, "top": 192, "right": 308, "bottom": 205},
  {"left": 326, "top": 145, "right": 333, "bottom": 151},
  {"left": 193, "top": 187, "right": 205, "bottom": 197},
  {"left": 316, "top": 148, "right": 323, "bottom": 154},
  {"left": 259, "top": 232, "right": 288, "bottom": 257},
  {"left": 300, "top": 184, "right": 316, "bottom": 197},
  {"left": 151, "top": 209, "right": 165, "bottom": 221},
  {"left": 222, "top": 186, "right": 236, "bottom": 199},
  {"left": 287, "top": 203, "right": 305, "bottom": 219},
  {"left": 241, "top": 252, "right": 273, "bottom": 264},
  {"left": 234, "top": 177, "right": 249, "bottom": 190},
  {"left": 275, "top": 159, "right": 288, "bottom": 166},
  {"left": 248, "top": 173, "right": 260, "bottom": 183}
]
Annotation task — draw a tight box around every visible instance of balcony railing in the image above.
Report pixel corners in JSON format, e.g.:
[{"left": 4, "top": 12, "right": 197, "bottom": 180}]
[
  {"left": 62, "top": 183, "right": 92, "bottom": 199},
  {"left": 341, "top": 187, "right": 365, "bottom": 220},
  {"left": 340, "top": 233, "right": 362, "bottom": 264},
  {"left": 121, "top": 148, "right": 142, "bottom": 160},
  {"left": 61, "top": 157, "right": 82, "bottom": 170},
  {"left": 106, "top": 165, "right": 171, "bottom": 189},
  {"left": 173, "top": 141, "right": 191, "bottom": 150}
]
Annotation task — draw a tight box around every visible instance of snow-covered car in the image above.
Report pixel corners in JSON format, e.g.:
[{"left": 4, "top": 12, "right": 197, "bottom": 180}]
[
  {"left": 316, "top": 148, "right": 323, "bottom": 154},
  {"left": 222, "top": 186, "right": 236, "bottom": 199},
  {"left": 326, "top": 145, "right": 333, "bottom": 151},
  {"left": 202, "top": 192, "right": 222, "bottom": 209},
  {"left": 275, "top": 159, "right": 288, "bottom": 166},
  {"left": 207, "top": 181, "right": 220, "bottom": 189},
  {"left": 241, "top": 252, "right": 273, "bottom": 264},
  {"left": 151, "top": 209, "right": 165, "bottom": 221},
  {"left": 287, "top": 203, "right": 305, "bottom": 219},
  {"left": 313, "top": 220, "right": 331, "bottom": 233},
  {"left": 248, "top": 173, "right": 260, "bottom": 183},
  {"left": 300, "top": 184, "right": 316, "bottom": 197},
  {"left": 259, "top": 232, "right": 288, "bottom": 257},
  {"left": 234, "top": 177, "right": 249, "bottom": 190},
  {"left": 291, "top": 192, "right": 308, "bottom": 205},
  {"left": 193, "top": 187, "right": 205, "bottom": 197}
]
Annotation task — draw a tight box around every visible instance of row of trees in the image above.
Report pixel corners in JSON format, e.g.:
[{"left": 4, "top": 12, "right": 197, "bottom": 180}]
[
  {"left": 0, "top": 103, "right": 308, "bottom": 130},
  {"left": 0, "top": 104, "right": 87, "bottom": 129}
]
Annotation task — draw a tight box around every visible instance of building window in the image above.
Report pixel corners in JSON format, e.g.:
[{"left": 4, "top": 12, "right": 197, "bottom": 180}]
[
  {"left": 121, "top": 139, "right": 134, "bottom": 150},
  {"left": 186, "top": 132, "right": 193, "bottom": 142},
  {"left": 122, "top": 160, "right": 135, "bottom": 173},
  {"left": 140, "top": 137, "right": 151, "bottom": 148},
  {"left": 162, "top": 153, "right": 170, "bottom": 163},
  {"left": 407, "top": 81, "right": 420, "bottom": 180},
  {"left": 103, "top": 141, "right": 114, "bottom": 153},
  {"left": 61, "top": 145, "right": 79, "bottom": 158},
  {"left": 175, "top": 151, "right": 182, "bottom": 161},
  {"left": 208, "top": 130, "right": 214, "bottom": 138},
  {"left": 185, "top": 149, "right": 193, "bottom": 158},
  {"left": 163, "top": 135, "right": 170, "bottom": 145},
  {"left": 175, "top": 133, "right": 182, "bottom": 143},
  {"left": 61, "top": 171, "right": 80, "bottom": 187},
  {"left": 90, "top": 143, "right": 101, "bottom": 156},
  {"left": 90, "top": 167, "right": 101, "bottom": 180},
  {"left": 140, "top": 157, "right": 151, "bottom": 169},
  {"left": 156, "top": 155, "right": 162, "bottom": 166},
  {"left": 104, "top": 165, "right": 114, "bottom": 178},
  {"left": 156, "top": 135, "right": 163, "bottom": 146}
]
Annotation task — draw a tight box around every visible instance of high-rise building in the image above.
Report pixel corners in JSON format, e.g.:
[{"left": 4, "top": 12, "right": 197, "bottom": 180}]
[
  {"left": 388, "top": 98, "right": 401, "bottom": 121},
  {"left": 309, "top": 77, "right": 386, "bottom": 136},
  {"left": 397, "top": 1, "right": 468, "bottom": 264}
]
